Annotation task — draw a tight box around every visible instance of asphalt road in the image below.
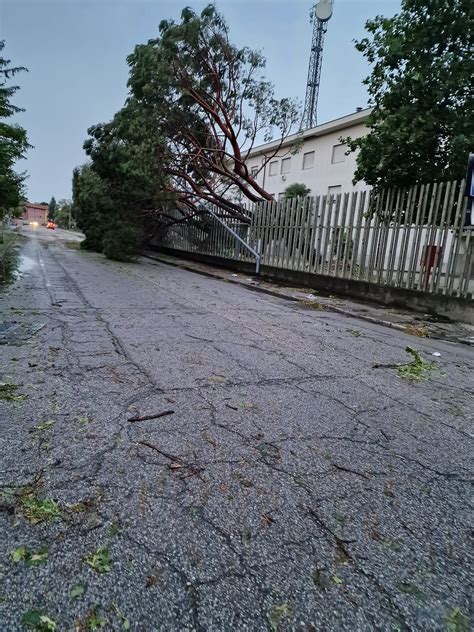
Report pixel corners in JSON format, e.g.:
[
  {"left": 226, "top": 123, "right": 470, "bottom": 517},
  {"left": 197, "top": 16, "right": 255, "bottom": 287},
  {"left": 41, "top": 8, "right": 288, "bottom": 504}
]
[{"left": 0, "top": 228, "right": 472, "bottom": 631}]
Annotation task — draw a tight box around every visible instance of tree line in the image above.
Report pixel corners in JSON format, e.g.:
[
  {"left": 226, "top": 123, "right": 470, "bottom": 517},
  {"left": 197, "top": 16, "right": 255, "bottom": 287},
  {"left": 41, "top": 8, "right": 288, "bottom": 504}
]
[{"left": 1, "top": 1, "right": 471, "bottom": 259}]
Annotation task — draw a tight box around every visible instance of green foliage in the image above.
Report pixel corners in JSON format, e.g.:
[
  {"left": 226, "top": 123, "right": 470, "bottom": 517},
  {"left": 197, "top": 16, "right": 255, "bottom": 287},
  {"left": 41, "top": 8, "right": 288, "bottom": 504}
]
[
  {"left": 397, "top": 346, "right": 437, "bottom": 381},
  {"left": 31, "top": 419, "right": 54, "bottom": 432},
  {"left": 268, "top": 603, "right": 292, "bottom": 631},
  {"left": 73, "top": 164, "right": 114, "bottom": 252},
  {"left": 21, "top": 610, "right": 56, "bottom": 631},
  {"left": 345, "top": 0, "right": 473, "bottom": 188},
  {"left": 125, "top": 4, "right": 299, "bottom": 215},
  {"left": 85, "top": 546, "right": 112, "bottom": 573},
  {"left": 102, "top": 223, "right": 142, "bottom": 261},
  {"left": 47, "top": 197, "right": 56, "bottom": 221},
  {"left": 74, "top": 99, "right": 162, "bottom": 257},
  {"left": 70, "top": 584, "right": 86, "bottom": 599},
  {"left": 85, "top": 607, "right": 107, "bottom": 630},
  {"left": 0, "top": 41, "right": 31, "bottom": 213},
  {"left": 11, "top": 545, "right": 48, "bottom": 566},
  {"left": 20, "top": 495, "right": 61, "bottom": 524},
  {"left": 0, "top": 381, "right": 26, "bottom": 401},
  {"left": 283, "top": 183, "right": 311, "bottom": 199},
  {"left": 74, "top": 3, "right": 299, "bottom": 241},
  {"left": 446, "top": 608, "right": 469, "bottom": 632},
  {"left": 54, "top": 198, "right": 74, "bottom": 228}
]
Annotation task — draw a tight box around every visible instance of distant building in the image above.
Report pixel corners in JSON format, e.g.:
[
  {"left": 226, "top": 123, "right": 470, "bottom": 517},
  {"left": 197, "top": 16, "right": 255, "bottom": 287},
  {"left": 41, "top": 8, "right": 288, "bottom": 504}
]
[
  {"left": 18, "top": 202, "right": 49, "bottom": 225},
  {"left": 245, "top": 107, "right": 372, "bottom": 201}
]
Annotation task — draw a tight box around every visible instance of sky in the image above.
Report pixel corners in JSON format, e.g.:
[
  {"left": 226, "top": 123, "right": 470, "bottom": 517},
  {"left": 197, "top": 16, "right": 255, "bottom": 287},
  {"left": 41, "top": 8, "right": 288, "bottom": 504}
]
[{"left": 1, "top": 0, "right": 400, "bottom": 203}]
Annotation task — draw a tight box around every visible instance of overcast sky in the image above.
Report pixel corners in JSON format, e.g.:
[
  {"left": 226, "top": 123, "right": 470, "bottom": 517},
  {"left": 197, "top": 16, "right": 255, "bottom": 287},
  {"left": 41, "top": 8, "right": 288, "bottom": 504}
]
[{"left": 1, "top": 0, "right": 400, "bottom": 202}]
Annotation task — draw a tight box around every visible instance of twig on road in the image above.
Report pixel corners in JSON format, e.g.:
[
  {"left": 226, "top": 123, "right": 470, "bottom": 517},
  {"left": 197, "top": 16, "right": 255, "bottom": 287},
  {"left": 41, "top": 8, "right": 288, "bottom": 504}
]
[
  {"left": 137, "top": 441, "right": 206, "bottom": 481},
  {"left": 128, "top": 410, "right": 174, "bottom": 423},
  {"left": 332, "top": 463, "right": 371, "bottom": 480}
]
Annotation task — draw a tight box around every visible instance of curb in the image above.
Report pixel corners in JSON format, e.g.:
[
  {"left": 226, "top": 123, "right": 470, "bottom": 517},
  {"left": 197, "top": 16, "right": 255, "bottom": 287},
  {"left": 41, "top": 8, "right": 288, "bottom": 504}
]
[{"left": 140, "top": 252, "right": 469, "bottom": 344}]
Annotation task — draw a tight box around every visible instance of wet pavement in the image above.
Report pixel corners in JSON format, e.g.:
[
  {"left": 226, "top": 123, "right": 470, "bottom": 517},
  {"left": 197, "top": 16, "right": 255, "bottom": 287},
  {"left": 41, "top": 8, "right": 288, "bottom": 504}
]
[{"left": 0, "top": 229, "right": 472, "bottom": 631}]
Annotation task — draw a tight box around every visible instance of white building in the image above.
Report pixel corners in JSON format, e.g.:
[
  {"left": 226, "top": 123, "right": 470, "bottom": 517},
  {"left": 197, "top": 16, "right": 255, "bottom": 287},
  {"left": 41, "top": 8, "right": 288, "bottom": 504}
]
[{"left": 245, "top": 107, "right": 372, "bottom": 200}]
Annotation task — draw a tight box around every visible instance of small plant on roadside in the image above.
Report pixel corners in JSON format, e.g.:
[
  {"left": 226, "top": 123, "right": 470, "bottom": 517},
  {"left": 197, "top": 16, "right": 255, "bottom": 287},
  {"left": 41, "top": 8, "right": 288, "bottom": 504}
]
[
  {"left": 86, "top": 546, "right": 112, "bottom": 573},
  {"left": 397, "top": 347, "right": 437, "bottom": 381},
  {"left": 268, "top": 603, "right": 292, "bottom": 631},
  {"left": 10, "top": 546, "right": 48, "bottom": 566},
  {"left": 84, "top": 606, "right": 107, "bottom": 630},
  {"left": 21, "top": 610, "right": 57, "bottom": 631},
  {"left": 30, "top": 420, "right": 55, "bottom": 432},
  {"left": 446, "top": 608, "right": 469, "bottom": 632},
  {"left": 111, "top": 603, "right": 130, "bottom": 630},
  {"left": 70, "top": 584, "right": 86, "bottom": 599},
  {"left": 0, "top": 382, "right": 27, "bottom": 402},
  {"left": 20, "top": 495, "right": 61, "bottom": 524}
]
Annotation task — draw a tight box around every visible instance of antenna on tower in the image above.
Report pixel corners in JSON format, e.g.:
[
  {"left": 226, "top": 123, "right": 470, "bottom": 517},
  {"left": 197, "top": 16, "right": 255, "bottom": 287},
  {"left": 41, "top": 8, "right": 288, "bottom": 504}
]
[{"left": 301, "top": 0, "right": 333, "bottom": 130}]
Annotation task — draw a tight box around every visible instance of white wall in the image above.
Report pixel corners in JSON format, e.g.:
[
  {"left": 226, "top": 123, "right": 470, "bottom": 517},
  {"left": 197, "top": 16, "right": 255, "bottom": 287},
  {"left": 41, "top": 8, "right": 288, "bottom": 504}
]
[{"left": 245, "top": 121, "right": 368, "bottom": 199}]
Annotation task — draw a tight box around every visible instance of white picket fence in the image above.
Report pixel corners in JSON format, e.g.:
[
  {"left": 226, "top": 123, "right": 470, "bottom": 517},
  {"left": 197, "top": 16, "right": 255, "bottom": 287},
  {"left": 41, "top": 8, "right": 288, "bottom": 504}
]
[{"left": 155, "top": 180, "right": 473, "bottom": 298}]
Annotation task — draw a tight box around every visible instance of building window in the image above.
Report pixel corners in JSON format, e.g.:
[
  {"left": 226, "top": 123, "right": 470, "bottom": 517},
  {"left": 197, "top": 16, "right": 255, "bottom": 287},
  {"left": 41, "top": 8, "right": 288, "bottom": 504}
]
[
  {"left": 251, "top": 166, "right": 258, "bottom": 177},
  {"left": 331, "top": 144, "right": 346, "bottom": 164},
  {"left": 281, "top": 157, "right": 291, "bottom": 174},
  {"left": 302, "top": 151, "right": 315, "bottom": 170},
  {"left": 269, "top": 161, "right": 278, "bottom": 176}
]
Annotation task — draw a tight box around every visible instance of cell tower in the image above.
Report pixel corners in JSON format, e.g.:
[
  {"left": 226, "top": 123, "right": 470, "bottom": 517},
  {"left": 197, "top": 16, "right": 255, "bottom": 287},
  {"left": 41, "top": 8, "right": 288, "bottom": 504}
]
[{"left": 301, "top": 0, "right": 334, "bottom": 130}]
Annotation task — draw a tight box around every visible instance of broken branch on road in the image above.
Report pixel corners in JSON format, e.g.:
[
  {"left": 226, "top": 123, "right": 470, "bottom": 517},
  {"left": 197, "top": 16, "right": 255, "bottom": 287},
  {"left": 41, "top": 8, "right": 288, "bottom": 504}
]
[{"left": 128, "top": 410, "right": 174, "bottom": 423}]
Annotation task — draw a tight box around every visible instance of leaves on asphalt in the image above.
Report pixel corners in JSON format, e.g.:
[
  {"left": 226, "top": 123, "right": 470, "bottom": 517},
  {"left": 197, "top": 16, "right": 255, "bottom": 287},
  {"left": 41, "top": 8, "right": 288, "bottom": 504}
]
[
  {"left": 84, "top": 606, "right": 107, "bottom": 630},
  {"left": 70, "top": 584, "right": 86, "bottom": 599},
  {"left": 268, "top": 603, "right": 292, "bottom": 631},
  {"left": 331, "top": 574, "right": 343, "bottom": 586},
  {"left": 86, "top": 546, "right": 112, "bottom": 573},
  {"left": 0, "top": 382, "right": 27, "bottom": 402},
  {"left": 30, "top": 420, "right": 55, "bottom": 432},
  {"left": 112, "top": 603, "right": 130, "bottom": 630},
  {"left": 21, "top": 610, "right": 56, "bottom": 631},
  {"left": 20, "top": 495, "right": 61, "bottom": 524},
  {"left": 11, "top": 545, "right": 49, "bottom": 567},
  {"left": 11, "top": 546, "right": 27, "bottom": 562},
  {"left": 446, "top": 608, "right": 469, "bottom": 632},
  {"left": 397, "top": 347, "right": 437, "bottom": 381}
]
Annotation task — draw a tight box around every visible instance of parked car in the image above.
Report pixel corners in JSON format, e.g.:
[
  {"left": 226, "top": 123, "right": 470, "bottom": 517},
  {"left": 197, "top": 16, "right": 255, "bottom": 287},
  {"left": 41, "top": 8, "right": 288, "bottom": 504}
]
[{"left": 46, "top": 221, "right": 56, "bottom": 230}]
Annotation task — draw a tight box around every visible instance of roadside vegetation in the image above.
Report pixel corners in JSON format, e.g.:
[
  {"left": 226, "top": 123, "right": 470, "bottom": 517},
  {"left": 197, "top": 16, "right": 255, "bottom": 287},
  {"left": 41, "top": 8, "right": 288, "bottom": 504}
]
[
  {"left": 71, "top": 1, "right": 471, "bottom": 260},
  {"left": 0, "top": 41, "right": 30, "bottom": 216},
  {"left": 343, "top": 0, "right": 472, "bottom": 190},
  {"left": 0, "top": 228, "right": 25, "bottom": 285},
  {"left": 72, "top": 4, "right": 300, "bottom": 261}
]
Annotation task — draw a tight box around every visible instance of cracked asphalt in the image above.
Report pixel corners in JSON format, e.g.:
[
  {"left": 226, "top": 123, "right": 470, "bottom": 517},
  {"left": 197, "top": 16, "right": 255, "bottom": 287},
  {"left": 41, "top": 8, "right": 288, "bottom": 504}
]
[{"left": 0, "top": 228, "right": 472, "bottom": 631}]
